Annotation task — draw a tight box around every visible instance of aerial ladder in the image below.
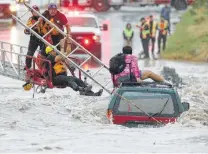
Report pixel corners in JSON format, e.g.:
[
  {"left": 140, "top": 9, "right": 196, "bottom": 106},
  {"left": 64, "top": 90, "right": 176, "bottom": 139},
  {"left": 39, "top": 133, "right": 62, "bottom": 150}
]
[
  {"left": 10, "top": 3, "right": 113, "bottom": 94},
  {"left": 0, "top": 41, "right": 27, "bottom": 81}
]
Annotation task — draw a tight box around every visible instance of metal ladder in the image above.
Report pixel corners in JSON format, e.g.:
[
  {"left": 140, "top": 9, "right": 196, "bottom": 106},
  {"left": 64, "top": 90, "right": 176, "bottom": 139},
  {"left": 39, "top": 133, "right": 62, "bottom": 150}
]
[
  {"left": 0, "top": 41, "right": 27, "bottom": 81},
  {"left": 11, "top": 3, "right": 112, "bottom": 94}
]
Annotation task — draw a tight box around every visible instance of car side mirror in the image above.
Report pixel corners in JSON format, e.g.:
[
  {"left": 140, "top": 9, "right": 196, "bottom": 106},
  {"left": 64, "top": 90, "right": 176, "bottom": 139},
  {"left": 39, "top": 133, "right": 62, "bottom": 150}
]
[
  {"left": 182, "top": 102, "right": 190, "bottom": 111},
  {"left": 100, "top": 24, "right": 108, "bottom": 31}
]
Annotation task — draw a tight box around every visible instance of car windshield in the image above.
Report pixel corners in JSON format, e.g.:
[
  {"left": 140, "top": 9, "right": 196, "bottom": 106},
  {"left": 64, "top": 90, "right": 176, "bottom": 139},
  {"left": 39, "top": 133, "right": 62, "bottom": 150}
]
[
  {"left": 67, "top": 17, "right": 98, "bottom": 28},
  {"left": 117, "top": 91, "right": 175, "bottom": 115}
]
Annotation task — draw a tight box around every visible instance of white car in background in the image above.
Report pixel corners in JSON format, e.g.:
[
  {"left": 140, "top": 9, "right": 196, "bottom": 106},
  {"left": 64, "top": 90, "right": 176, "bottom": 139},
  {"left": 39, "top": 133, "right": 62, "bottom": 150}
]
[
  {"left": 65, "top": 11, "right": 108, "bottom": 59},
  {"left": 0, "top": 0, "right": 17, "bottom": 25}
]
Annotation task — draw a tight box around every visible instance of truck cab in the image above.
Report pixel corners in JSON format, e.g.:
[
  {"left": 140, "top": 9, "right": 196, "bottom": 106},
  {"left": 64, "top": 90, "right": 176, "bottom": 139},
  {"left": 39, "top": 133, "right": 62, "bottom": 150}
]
[
  {"left": 107, "top": 82, "right": 190, "bottom": 126},
  {"left": 0, "top": 0, "right": 17, "bottom": 25},
  {"left": 65, "top": 11, "right": 108, "bottom": 59}
]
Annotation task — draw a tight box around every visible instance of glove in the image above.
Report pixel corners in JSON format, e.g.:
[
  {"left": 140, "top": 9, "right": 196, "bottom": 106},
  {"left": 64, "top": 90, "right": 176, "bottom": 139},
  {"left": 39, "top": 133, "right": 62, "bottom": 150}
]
[
  {"left": 24, "top": 29, "right": 30, "bottom": 35},
  {"left": 22, "top": 82, "right": 33, "bottom": 91}
]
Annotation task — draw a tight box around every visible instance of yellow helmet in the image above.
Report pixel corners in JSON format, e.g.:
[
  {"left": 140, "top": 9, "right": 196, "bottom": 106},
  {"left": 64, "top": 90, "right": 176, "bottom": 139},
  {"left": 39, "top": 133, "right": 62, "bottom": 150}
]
[
  {"left": 23, "top": 83, "right": 33, "bottom": 91},
  {"left": 45, "top": 46, "right": 54, "bottom": 54}
]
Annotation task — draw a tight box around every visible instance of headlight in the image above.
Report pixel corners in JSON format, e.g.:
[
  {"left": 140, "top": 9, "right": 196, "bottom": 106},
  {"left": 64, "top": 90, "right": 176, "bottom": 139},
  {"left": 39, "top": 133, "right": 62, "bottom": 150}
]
[{"left": 10, "top": 5, "right": 17, "bottom": 12}]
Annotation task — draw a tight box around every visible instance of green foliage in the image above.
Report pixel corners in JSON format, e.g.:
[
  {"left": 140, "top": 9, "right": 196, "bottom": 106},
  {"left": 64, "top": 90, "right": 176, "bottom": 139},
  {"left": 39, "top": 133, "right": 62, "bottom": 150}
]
[{"left": 162, "top": 5, "right": 208, "bottom": 62}]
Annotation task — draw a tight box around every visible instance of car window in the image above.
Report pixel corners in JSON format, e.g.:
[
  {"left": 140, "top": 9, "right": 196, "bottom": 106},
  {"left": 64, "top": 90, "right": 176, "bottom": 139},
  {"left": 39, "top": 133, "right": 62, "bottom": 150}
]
[
  {"left": 67, "top": 17, "right": 98, "bottom": 28},
  {"left": 117, "top": 91, "right": 175, "bottom": 114}
]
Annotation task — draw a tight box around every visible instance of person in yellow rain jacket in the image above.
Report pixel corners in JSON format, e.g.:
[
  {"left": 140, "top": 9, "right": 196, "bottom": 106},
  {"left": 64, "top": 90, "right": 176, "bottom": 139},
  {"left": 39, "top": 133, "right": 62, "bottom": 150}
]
[
  {"left": 157, "top": 16, "right": 169, "bottom": 54},
  {"left": 149, "top": 15, "right": 158, "bottom": 59},
  {"left": 123, "top": 23, "right": 134, "bottom": 47},
  {"left": 24, "top": 5, "right": 44, "bottom": 69},
  {"left": 137, "top": 17, "right": 150, "bottom": 59},
  {"left": 39, "top": 3, "right": 71, "bottom": 57},
  {"left": 44, "top": 46, "right": 103, "bottom": 96}
]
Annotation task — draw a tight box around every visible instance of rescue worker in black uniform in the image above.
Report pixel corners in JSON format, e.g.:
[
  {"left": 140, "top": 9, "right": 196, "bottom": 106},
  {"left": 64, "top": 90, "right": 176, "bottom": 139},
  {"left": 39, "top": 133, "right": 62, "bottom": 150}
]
[{"left": 24, "top": 5, "right": 43, "bottom": 69}]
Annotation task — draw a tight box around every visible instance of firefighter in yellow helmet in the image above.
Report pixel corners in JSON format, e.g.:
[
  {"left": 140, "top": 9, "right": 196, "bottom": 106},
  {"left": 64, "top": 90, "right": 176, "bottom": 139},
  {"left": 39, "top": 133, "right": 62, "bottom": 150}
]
[
  {"left": 44, "top": 46, "right": 103, "bottom": 96},
  {"left": 157, "top": 16, "right": 169, "bottom": 54}
]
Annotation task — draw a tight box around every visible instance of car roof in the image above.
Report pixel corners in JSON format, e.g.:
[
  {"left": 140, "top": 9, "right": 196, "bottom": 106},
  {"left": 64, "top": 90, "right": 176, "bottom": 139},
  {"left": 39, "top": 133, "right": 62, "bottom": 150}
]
[
  {"left": 65, "top": 11, "right": 97, "bottom": 18},
  {"left": 116, "top": 82, "right": 175, "bottom": 93}
]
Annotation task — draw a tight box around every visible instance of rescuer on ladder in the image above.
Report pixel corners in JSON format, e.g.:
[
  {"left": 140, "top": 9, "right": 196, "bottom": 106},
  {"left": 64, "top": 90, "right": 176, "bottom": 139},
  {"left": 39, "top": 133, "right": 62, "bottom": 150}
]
[
  {"left": 40, "top": 3, "right": 71, "bottom": 57},
  {"left": 24, "top": 5, "right": 44, "bottom": 69}
]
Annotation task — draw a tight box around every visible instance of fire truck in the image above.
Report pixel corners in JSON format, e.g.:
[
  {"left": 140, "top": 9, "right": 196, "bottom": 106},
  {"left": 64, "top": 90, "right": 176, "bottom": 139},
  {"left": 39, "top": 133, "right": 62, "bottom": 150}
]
[{"left": 59, "top": 0, "right": 195, "bottom": 12}]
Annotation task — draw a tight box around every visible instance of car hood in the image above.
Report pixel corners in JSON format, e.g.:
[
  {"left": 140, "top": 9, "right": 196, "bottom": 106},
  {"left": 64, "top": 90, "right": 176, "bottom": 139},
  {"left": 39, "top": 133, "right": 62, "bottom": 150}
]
[{"left": 71, "top": 27, "right": 101, "bottom": 36}]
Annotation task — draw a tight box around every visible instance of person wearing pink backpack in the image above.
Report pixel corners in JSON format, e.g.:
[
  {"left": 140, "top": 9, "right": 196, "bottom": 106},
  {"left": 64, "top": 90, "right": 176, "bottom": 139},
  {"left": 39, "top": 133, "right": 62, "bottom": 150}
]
[{"left": 110, "top": 46, "right": 168, "bottom": 87}]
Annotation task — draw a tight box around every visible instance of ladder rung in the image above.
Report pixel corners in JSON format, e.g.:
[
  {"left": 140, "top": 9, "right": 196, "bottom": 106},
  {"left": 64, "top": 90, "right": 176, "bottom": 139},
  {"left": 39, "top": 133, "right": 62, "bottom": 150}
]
[
  {"left": 42, "top": 27, "right": 54, "bottom": 38},
  {"left": 79, "top": 56, "right": 92, "bottom": 67},
  {"left": 30, "top": 20, "right": 40, "bottom": 30},
  {"left": 19, "top": 9, "right": 30, "bottom": 19},
  {"left": 67, "top": 46, "right": 80, "bottom": 56},
  {"left": 91, "top": 65, "right": 104, "bottom": 78}
]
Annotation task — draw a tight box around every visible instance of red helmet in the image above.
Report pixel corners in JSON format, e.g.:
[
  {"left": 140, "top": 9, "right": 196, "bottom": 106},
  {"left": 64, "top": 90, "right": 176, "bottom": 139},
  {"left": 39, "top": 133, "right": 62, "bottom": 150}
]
[{"left": 32, "top": 5, "right": 39, "bottom": 11}]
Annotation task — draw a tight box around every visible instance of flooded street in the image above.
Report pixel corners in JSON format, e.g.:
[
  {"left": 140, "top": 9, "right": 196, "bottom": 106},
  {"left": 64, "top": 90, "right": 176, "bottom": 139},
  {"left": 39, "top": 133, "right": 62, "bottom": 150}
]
[{"left": 0, "top": 5, "right": 208, "bottom": 153}]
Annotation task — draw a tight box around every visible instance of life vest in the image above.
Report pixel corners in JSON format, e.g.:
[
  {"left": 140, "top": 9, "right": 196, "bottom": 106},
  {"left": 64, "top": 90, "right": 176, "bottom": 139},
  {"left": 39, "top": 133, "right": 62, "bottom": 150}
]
[
  {"left": 124, "top": 28, "right": 133, "bottom": 38},
  {"left": 42, "top": 17, "right": 61, "bottom": 36},
  {"left": 141, "top": 22, "right": 150, "bottom": 39},
  {"left": 150, "top": 21, "right": 157, "bottom": 38},
  {"left": 26, "top": 16, "right": 41, "bottom": 34},
  {"left": 159, "top": 20, "right": 168, "bottom": 35},
  {"left": 53, "top": 62, "right": 67, "bottom": 75}
]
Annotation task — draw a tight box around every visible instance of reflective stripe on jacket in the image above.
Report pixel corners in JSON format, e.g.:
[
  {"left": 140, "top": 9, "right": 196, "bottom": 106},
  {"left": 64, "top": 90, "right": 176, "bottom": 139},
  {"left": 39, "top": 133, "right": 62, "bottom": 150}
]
[
  {"left": 159, "top": 20, "right": 168, "bottom": 35},
  {"left": 141, "top": 22, "right": 150, "bottom": 39},
  {"left": 150, "top": 21, "right": 157, "bottom": 38},
  {"left": 124, "top": 28, "right": 134, "bottom": 38}
]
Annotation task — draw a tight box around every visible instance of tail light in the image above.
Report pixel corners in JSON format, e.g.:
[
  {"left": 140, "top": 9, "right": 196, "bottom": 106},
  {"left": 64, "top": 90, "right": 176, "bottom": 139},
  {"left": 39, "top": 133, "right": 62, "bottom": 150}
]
[
  {"left": 92, "top": 35, "right": 101, "bottom": 42},
  {"left": 84, "top": 38, "right": 90, "bottom": 45},
  {"left": 106, "top": 109, "right": 113, "bottom": 120}
]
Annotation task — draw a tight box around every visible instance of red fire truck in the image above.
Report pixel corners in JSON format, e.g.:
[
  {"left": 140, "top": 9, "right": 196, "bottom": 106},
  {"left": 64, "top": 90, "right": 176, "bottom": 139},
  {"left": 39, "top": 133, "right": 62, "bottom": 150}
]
[{"left": 59, "top": 0, "right": 195, "bottom": 12}]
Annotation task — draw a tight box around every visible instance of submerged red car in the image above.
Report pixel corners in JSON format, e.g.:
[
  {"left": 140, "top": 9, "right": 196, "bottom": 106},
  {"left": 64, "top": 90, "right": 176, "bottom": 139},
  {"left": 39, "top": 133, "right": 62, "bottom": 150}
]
[{"left": 107, "top": 82, "right": 190, "bottom": 126}]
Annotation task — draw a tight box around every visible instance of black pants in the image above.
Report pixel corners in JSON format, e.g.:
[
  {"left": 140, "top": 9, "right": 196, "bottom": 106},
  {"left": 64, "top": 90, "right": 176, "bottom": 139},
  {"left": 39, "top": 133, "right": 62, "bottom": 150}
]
[
  {"left": 150, "top": 37, "right": 156, "bottom": 53},
  {"left": 167, "top": 19, "right": 171, "bottom": 34},
  {"left": 141, "top": 38, "right": 150, "bottom": 58},
  {"left": 25, "top": 38, "right": 44, "bottom": 69},
  {"left": 53, "top": 75, "right": 86, "bottom": 91},
  {"left": 41, "top": 34, "right": 64, "bottom": 57},
  {"left": 158, "top": 34, "right": 167, "bottom": 53}
]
